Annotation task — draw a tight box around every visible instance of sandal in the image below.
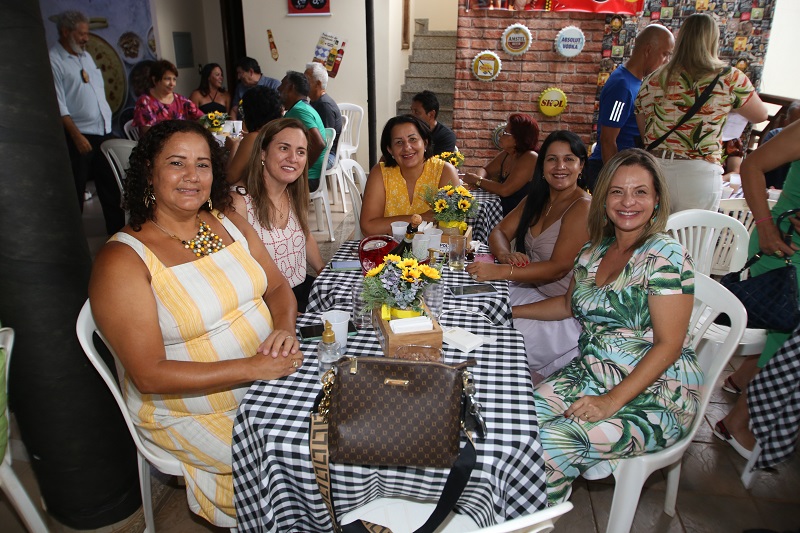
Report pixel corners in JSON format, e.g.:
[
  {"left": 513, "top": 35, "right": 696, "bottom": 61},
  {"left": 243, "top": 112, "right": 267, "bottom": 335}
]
[
  {"left": 713, "top": 419, "right": 753, "bottom": 460},
  {"left": 721, "top": 375, "right": 742, "bottom": 395}
]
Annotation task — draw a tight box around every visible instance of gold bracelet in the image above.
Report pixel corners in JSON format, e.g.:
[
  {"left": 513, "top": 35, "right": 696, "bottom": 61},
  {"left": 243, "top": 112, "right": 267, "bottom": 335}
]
[{"left": 509, "top": 264, "right": 514, "bottom": 279}]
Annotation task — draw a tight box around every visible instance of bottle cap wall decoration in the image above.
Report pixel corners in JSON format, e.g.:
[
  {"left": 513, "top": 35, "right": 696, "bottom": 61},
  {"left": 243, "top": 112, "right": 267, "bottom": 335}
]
[
  {"left": 492, "top": 122, "right": 508, "bottom": 149},
  {"left": 471, "top": 50, "right": 502, "bottom": 82},
  {"left": 538, "top": 87, "right": 567, "bottom": 117},
  {"left": 554, "top": 26, "right": 586, "bottom": 58},
  {"left": 502, "top": 23, "right": 532, "bottom": 56}
]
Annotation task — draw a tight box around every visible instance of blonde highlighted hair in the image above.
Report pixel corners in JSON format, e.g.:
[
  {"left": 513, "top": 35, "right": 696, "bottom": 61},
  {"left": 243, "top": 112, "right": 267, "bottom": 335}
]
[
  {"left": 659, "top": 13, "right": 726, "bottom": 92},
  {"left": 587, "top": 148, "right": 670, "bottom": 251}
]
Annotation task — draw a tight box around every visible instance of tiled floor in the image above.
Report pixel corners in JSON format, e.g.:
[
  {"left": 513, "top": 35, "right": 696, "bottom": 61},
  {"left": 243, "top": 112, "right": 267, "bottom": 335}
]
[{"left": 3, "top": 186, "right": 799, "bottom": 532}]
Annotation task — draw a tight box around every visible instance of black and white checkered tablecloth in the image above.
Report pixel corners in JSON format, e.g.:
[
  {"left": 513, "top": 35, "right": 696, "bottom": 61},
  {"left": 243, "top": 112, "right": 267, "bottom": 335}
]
[
  {"left": 231, "top": 247, "right": 547, "bottom": 531},
  {"left": 470, "top": 189, "right": 504, "bottom": 245},
  {"left": 306, "top": 241, "right": 512, "bottom": 326}
]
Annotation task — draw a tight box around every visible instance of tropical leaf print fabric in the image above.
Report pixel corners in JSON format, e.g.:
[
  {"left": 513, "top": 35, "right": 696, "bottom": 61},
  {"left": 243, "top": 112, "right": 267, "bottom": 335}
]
[
  {"left": 635, "top": 67, "right": 755, "bottom": 164},
  {"left": 533, "top": 235, "right": 702, "bottom": 505}
]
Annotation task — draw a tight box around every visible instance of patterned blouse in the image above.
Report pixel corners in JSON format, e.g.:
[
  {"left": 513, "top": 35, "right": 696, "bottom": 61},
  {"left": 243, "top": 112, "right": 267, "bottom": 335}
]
[
  {"left": 635, "top": 67, "right": 756, "bottom": 164},
  {"left": 381, "top": 157, "right": 445, "bottom": 217},
  {"left": 133, "top": 91, "right": 204, "bottom": 129}
]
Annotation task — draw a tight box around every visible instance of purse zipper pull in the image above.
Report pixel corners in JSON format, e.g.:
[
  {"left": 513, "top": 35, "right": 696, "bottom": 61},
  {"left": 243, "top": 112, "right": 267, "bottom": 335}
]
[{"left": 349, "top": 357, "right": 358, "bottom": 374}]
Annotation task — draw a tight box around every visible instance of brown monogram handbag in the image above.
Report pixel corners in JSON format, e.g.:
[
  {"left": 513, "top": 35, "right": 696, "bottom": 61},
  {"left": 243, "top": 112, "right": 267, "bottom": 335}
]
[{"left": 309, "top": 356, "right": 484, "bottom": 533}]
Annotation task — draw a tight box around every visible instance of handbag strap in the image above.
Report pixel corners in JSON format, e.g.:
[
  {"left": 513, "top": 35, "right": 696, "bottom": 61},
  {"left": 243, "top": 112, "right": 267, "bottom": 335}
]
[
  {"left": 776, "top": 208, "right": 800, "bottom": 245},
  {"left": 309, "top": 411, "right": 476, "bottom": 533},
  {"left": 647, "top": 67, "right": 729, "bottom": 152}
]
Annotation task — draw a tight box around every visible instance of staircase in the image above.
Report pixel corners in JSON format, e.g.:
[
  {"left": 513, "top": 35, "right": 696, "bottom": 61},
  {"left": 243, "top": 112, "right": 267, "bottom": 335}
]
[{"left": 396, "top": 19, "right": 456, "bottom": 127}]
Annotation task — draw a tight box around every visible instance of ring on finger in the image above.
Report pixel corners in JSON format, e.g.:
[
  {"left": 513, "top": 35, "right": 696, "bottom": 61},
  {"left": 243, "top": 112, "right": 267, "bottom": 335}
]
[
  {"left": 471, "top": 273, "right": 478, "bottom": 280},
  {"left": 775, "top": 250, "right": 785, "bottom": 257},
  {"left": 286, "top": 335, "right": 295, "bottom": 341},
  {"left": 291, "top": 360, "right": 300, "bottom": 369}
]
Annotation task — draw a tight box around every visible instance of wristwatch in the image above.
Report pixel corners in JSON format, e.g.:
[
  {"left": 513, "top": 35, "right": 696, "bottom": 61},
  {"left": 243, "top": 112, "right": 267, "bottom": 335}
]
[{"left": 476, "top": 177, "right": 483, "bottom": 188}]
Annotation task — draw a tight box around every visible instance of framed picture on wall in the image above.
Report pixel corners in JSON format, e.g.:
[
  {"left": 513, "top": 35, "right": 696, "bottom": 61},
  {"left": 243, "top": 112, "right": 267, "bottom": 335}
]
[{"left": 288, "top": 0, "right": 331, "bottom": 16}]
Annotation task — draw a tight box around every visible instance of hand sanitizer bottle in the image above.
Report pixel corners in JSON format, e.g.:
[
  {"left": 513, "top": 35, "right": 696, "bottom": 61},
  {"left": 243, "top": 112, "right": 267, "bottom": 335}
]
[{"left": 317, "top": 320, "right": 342, "bottom": 378}]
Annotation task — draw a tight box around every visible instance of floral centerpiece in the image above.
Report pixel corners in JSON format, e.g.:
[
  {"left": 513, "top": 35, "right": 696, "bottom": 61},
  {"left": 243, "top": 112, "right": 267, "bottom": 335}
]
[
  {"left": 362, "top": 254, "right": 441, "bottom": 319},
  {"left": 433, "top": 150, "right": 465, "bottom": 169},
  {"left": 200, "top": 110, "right": 228, "bottom": 132},
  {"left": 422, "top": 184, "right": 479, "bottom": 234}
]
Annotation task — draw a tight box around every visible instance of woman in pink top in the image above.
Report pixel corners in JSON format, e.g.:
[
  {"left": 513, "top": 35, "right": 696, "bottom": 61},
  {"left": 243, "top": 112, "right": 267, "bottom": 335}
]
[{"left": 133, "top": 59, "right": 204, "bottom": 137}]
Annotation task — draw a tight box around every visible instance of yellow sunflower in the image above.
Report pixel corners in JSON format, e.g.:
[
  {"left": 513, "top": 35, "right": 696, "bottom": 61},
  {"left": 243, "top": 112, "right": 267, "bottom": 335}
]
[
  {"left": 418, "top": 264, "right": 441, "bottom": 280},
  {"left": 366, "top": 263, "right": 385, "bottom": 277},
  {"left": 458, "top": 199, "right": 471, "bottom": 211},
  {"left": 434, "top": 199, "right": 448, "bottom": 213}
]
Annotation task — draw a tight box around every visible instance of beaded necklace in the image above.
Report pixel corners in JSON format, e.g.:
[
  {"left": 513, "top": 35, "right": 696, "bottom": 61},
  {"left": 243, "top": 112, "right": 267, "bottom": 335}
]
[{"left": 151, "top": 215, "right": 226, "bottom": 257}]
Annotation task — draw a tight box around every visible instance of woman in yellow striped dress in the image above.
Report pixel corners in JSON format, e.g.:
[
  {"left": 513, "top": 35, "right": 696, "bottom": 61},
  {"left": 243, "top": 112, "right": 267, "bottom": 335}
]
[{"left": 89, "top": 120, "right": 302, "bottom": 527}]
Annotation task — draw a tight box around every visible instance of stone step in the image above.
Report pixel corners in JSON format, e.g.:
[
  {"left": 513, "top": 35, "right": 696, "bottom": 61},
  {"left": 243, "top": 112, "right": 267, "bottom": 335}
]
[
  {"left": 410, "top": 48, "right": 456, "bottom": 63},
  {"left": 403, "top": 62, "right": 455, "bottom": 78},
  {"left": 398, "top": 91, "right": 454, "bottom": 108},
  {"left": 412, "top": 35, "right": 457, "bottom": 50},
  {"left": 400, "top": 77, "right": 455, "bottom": 93}
]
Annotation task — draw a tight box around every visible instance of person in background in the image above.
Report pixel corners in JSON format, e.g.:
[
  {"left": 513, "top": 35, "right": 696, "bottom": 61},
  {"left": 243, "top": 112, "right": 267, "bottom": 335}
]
[
  {"left": 635, "top": 13, "right": 768, "bottom": 212},
  {"left": 190, "top": 63, "right": 231, "bottom": 115},
  {"left": 225, "top": 86, "right": 284, "bottom": 186},
  {"left": 360, "top": 115, "right": 460, "bottom": 236},
  {"left": 522, "top": 148, "right": 699, "bottom": 505},
  {"left": 231, "top": 57, "right": 280, "bottom": 120},
  {"left": 761, "top": 100, "right": 800, "bottom": 190},
  {"left": 713, "top": 120, "right": 800, "bottom": 459},
  {"left": 133, "top": 59, "right": 203, "bottom": 137},
  {"left": 231, "top": 118, "right": 325, "bottom": 312},
  {"left": 89, "top": 120, "right": 301, "bottom": 527},
  {"left": 460, "top": 113, "right": 540, "bottom": 216},
  {"left": 583, "top": 24, "right": 674, "bottom": 192},
  {"left": 279, "top": 71, "right": 327, "bottom": 192},
  {"left": 305, "top": 62, "right": 342, "bottom": 170},
  {"left": 467, "top": 131, "right": 590, "bottom": 381},
  {"left": 49, "top": 10, "right": 124, "bottom": 235},
  {"left": 410, "top": 90, "right": 457, "bottom": 156}
]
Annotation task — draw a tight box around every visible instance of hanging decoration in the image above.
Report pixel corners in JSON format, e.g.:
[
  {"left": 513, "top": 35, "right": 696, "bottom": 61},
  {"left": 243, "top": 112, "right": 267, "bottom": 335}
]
[
  {"left": 492, "top": 122, "right": 507, "bottom": 149},
  {"left": 469, "top": 0, "right": 643, "bottom": 14},
  {"left": 501, "top": 23, "right": 532, "bottom": 56},
  {"left": 554, "top": 25, "right": 585, "bottom": 58},
  {"left": 538, "top": 87, "right": 567, "bottom": 117},
  {"left": 471, "top": 50, "right": 502, "bottom": 82}
]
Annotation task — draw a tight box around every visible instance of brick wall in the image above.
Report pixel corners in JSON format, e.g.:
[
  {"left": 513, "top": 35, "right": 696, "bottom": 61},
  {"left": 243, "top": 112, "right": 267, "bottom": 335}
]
[{"left": 453, "top": 9, "right": 606, "bottom": 166}]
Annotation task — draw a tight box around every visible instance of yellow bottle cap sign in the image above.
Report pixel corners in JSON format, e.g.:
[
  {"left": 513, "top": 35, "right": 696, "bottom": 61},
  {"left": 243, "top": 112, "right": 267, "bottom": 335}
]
[
  {"left": 472, "top": 50, "right": 502, "bottom": 82},
  {"left": 538, "top": 87, "right": 568, "bottom": 117}
]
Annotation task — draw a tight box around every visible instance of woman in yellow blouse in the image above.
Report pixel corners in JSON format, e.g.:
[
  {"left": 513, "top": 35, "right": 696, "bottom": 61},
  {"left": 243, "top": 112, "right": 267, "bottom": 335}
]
[{"left": 361, "top": 115, "right": 460, "bottom": 236}]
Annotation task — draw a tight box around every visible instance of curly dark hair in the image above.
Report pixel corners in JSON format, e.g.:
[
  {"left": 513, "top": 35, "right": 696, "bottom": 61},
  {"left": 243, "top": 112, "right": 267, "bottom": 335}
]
[
  {"left": 124, "top": 120, "right": 232, "bottom": 230},
  {"left": 379, "top": 114, "right": 432, "bottom": 167}
]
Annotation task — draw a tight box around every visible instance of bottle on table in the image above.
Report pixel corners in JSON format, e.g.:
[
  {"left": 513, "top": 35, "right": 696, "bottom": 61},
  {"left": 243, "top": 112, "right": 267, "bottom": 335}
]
[
  {"left": 389, "top": 214, "right": 422, "bottom": 257},
  {"left": 317, "top": 320, "right": 342, "bottom": 377}
]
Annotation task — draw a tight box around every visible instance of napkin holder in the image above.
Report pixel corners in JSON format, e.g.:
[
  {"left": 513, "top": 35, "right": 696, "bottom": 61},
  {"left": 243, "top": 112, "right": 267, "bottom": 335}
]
[{"left": 372, "top": 302, "right": 443, "bottom": 357}]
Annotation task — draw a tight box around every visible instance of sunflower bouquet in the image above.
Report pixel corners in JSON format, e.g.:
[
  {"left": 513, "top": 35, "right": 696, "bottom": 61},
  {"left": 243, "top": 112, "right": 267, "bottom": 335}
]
[
  {"left": 433, "top": 150, "right": 465, "bottom": 168},
  {"left": 422, "top": 184, "right": 479, "bottom": 232},
  {"left": 200, "top": 110, "right": 228, "bottom": 132},
  {"left": 362, "top": 254, "right": 441, "bottom": 313}
]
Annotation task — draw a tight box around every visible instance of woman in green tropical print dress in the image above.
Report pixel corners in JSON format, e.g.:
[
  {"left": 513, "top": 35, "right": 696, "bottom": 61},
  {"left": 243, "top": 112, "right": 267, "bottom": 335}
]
[
  {"left": 634, "top": 13, "right": 767, "bottom": 213},
  {"left": 515, "top": 149, "right": 702, "bottom": 504}
]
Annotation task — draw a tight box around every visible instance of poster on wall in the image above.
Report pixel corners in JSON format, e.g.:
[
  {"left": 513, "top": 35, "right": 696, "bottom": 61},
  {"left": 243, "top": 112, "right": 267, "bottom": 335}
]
[
  {"left": 39, "top": 0, "right": 155, "bottom": 136},
  {"left": 288, "top": 0, "right": 331, "bottom": 16},
  {"left": 470, "top": 0, "right": 643, "bottom": 14},
  {"left": 312, "top": 32, "right": 346, "bottom": 78}
]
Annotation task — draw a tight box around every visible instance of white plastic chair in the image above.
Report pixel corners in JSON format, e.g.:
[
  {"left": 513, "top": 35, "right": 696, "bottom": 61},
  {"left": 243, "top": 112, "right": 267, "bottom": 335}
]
[
  {"left": 337, "top": 103, "right": 363, "bottom": 160},
  {"left": 123, "top": 119, "right": 140, "bottom": 141},
  {"left": 310, "top": 127, "right": 337, "bottom": 242},
  {"left": 666, "top": 209, "right": 750, "bottom": 276},
  {"left": 76, "top": 301, "right": 183, "bottom": 533},
  {"left": 325, "top": 128, "right": 347, "bottom": 214},
  {"left": 597, "top": 274, "right": 746, "bottom": 533},
  {"left": 339, "top": 159, "right": 367, "bottom": 240},
  {"left": 0, "top": 328, "right": 49, "bottom": 533},
  {"left": 718, "top": 198, "right": 778, "bottom": 235},
  {"left": 101, "top": 139, "right": 136, "bottom": 210},
  {"left": 471, "top": 502, "right": 573, "bottom": 532}
]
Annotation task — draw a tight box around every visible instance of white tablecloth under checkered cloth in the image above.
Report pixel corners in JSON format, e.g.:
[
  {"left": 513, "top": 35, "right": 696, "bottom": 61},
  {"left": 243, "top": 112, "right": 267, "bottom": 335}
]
[
  {"left": 306, "top": 241, "right": 513, "bottom": 326},
  {"left": 470, "top": 189, "right": 504, "bottom": 244},
  {"left": 231, "top": 262, "right": 547, "bottom": 531}
]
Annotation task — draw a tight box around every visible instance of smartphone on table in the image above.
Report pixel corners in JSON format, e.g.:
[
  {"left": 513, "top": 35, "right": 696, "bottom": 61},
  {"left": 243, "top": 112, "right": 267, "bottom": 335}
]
[
  {"left": 329, "top": 260, "right": 361, "bottom": 271},
  {"left": 448, "top": 283, "right": 497, "bottom": 298},
  {"left": 298, "top": 321, "right": 359, "bottom": 341}
]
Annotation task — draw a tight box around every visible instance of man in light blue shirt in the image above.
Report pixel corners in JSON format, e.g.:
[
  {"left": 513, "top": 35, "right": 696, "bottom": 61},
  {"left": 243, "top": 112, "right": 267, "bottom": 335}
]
[{"left": 49, "top": 10, "right": 123, "bottom": 234}]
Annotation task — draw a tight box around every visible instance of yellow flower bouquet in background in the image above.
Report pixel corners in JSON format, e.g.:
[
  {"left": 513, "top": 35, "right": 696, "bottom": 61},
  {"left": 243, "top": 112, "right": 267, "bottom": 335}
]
[
  {"left": 422, "top": 184, "right": 479, "bottom": 234},
  {"left": 433, "top": 150, "right": 465, "bottom": 168},
  {"left": 200, "top": 110, "right": 228, "bottom": 132},
  {"left": 362, "top": 254, "right": 441, "bottom": 317}
]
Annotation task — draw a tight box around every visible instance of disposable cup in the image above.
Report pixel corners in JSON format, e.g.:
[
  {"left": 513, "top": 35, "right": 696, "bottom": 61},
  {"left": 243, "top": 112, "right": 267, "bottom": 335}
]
[
  {"left": 321, "top": 310, "right": 350, "bottom": 351},
  {"left": 412, "top": 235, "right": 431, "bottom": 260},
  {"left": 423, "top": 228, "right": 443, "bottom": 252},
  {"left": 391, "top": 221, "right": 408, "bottom": 242}
]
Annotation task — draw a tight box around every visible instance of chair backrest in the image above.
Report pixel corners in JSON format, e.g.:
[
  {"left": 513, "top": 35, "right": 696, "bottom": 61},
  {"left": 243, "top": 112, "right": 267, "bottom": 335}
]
[
  {"left": 666, "top": 209, "right": 750, "bottom": 276},
  {"left": 0, "top": 328, "right": 13, "bottom": 459},
  {"left": 310, "top": 128, "right": 336, "bottom": 201},
  {"left": 76, "top": 300, "right": 181, "bottom": 475},
  {"left": 123, "top": 119, "right": 140, "bottom": 141},
  {"left": 472, "top": 502, "right": 573, "bottom": 533},
  {"left": 339, "top": 159, "right": 367, "bottom": 239},
  {"left": 100, "top": 139, "right": 137, "bottom": 202},
  {"left": 719, "top": 198, "right": 779, "bottom": 234},
  {"left": 338, "top": 103, "right": 363, "bottom": 153}
]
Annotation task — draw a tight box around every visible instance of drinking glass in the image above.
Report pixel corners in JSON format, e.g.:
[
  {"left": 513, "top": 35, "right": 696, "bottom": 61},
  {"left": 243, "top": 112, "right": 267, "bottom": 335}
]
[
  {"left": 412, "top": 235, "right": 431, "bottom": 261},
  {"left": 423, "top": 283, "right": 444, "bottom": 320},
  {"left": 391, "top": 221, "right": 408, "bottom": 242},
  {"left": 448, "top": 235, "right": 467, "bottom": 271},
  {"left": 351, "top": 280, "right": 371, "bottom": 329}
]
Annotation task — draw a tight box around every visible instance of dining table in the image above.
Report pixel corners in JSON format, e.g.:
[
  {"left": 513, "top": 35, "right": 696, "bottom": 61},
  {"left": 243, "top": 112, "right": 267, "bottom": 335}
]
[
  {"left": 468, "top": 189, "right": 504, "bottom": 244},
  {"left": 231, "top": 242, "right": 547, "bottom": 531}
]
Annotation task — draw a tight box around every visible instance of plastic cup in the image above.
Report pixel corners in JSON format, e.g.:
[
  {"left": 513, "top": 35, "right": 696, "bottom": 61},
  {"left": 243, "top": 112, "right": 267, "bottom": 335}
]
[
  {"left": 448, "top": 235, "right": 467, "bottom": 271},
  {"left": 391, "top": 221, "right": 408, "bottom": 243},
  {"left": 424, "top": 228, "right": 443, "bottom": 252},
  {"left": 321, "top": 310, "right": 350, "bottom": 351},
  {"left": 350, "top": 281, "right": 371, "bottom": 329},
  {"left": 423, "top": 283, "right": 444, "bottom": 320},
  {"left": 412, "top": 235, "right": 431, "bottom": 261}
]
